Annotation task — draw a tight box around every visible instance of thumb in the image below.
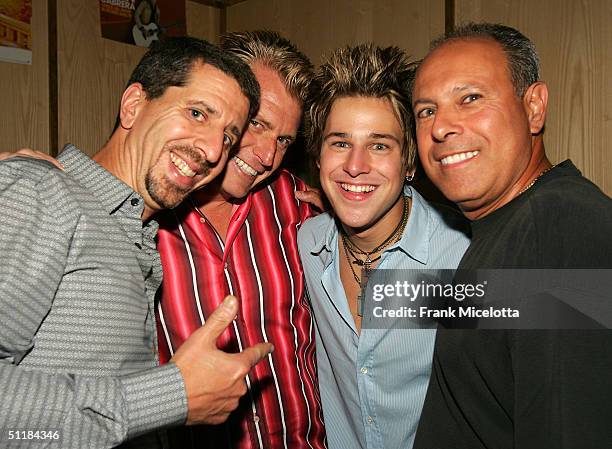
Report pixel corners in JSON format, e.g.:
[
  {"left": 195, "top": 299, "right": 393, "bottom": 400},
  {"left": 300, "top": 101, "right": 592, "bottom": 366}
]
[{"left": 199, "top": 295, "right": 239, "bottom": 345}]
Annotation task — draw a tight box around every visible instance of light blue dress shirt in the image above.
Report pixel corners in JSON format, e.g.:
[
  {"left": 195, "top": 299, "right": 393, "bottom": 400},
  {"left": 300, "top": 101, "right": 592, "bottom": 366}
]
[{"left": 298, "top": 186, "right": 470, "bottom": 449}]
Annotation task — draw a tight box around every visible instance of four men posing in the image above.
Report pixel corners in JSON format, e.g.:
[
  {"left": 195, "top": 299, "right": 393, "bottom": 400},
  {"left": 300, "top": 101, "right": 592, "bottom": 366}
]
[{"left": 1, "top": 21, "right": 610, "bottom": 449}]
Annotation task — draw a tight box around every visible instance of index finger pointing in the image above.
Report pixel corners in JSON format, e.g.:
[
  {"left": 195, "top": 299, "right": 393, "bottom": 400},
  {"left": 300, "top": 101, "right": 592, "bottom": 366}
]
[{"left": 240, "top": 342, "right": 274, "bottom": 369}]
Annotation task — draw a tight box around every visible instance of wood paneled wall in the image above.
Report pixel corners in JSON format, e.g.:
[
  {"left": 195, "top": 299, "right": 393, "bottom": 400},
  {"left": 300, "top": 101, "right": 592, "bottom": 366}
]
[
  {"left": 227, "top": 0, "right": 444, "bottom": 64},
  {"left": 455, "top": 0, "right": 612, "bottom": 195},
  {"left": 0, "top": 0, "right": 49, "bottom": 153},
  {"left": 57, "top": 0, "right": 220, "bottom": 157},
  {"left": 1, "top": 1, "right": 609, "bottom": 195}
]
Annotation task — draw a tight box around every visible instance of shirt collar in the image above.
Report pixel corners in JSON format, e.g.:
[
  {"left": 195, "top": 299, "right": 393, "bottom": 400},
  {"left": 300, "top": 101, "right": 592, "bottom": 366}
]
[
  {"left": 394, "top": 185, "right": 430, "bottom": 265},
  {"left": 310, "top": 185, "right": 431, "bottom": 265},
  {"left": 58, "top": 144, "right": 144, "bottom": 218}
]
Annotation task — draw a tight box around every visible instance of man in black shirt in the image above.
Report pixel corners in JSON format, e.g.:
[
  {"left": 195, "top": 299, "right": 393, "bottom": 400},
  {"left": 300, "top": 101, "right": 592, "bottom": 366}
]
[{"left": 411, "top": 23, "right": 612, "bottom": 448}]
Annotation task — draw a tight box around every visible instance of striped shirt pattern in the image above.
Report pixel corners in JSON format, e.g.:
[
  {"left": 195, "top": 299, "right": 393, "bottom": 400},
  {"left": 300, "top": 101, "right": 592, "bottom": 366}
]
[
  {"left": 0, "top": 145, "right": 186, "bottom": 449},
  {"left": 156, "top": 170, "right": 327, "bottom": 449}
]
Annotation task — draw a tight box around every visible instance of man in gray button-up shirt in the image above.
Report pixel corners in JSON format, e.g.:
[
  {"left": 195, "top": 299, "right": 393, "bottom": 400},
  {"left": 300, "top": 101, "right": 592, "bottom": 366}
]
[{"left": 0, "top": 37, "right": 272, "bottom": 448}]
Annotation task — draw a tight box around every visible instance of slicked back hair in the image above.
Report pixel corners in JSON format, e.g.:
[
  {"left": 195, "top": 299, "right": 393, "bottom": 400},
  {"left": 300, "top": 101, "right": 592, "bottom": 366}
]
[
  {"left": 126, "top": 36, "right": 260, "bottom": 119},
  {"left": 221, "top": 30, "right": 314, "bottom": 106},
  {"left": 306, "top": 44, "right": 417, "bottom": 172},
  {"left": 428, "top": 22, "right": 540, "bottom": 98}
]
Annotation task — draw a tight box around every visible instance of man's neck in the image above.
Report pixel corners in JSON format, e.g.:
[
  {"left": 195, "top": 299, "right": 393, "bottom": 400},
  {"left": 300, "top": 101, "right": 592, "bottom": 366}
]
[
  {"left": 341, "top": 194, "right": 407, "bottom": 253},
  {"left": 190, "top": 181, "right": 239, "bottom": 241},
  {"left": 463, "top": 140, "right": 551, "bottom": 221}
]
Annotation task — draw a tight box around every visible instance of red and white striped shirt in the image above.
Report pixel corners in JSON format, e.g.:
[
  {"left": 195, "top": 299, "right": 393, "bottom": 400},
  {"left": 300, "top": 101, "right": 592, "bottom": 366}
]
[{"left": 156, "top": 170, "right": 326, "bottom": 449}]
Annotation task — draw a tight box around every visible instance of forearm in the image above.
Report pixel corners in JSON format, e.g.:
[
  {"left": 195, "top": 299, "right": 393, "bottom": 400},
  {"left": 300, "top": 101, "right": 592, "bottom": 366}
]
[{"left": 0, "top": 363, "right": 187, "bottom": 448}]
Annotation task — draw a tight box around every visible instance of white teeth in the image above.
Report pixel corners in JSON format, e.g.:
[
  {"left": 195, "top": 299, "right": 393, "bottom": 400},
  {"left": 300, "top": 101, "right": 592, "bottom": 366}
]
[
  {"left": 234, "top": 157, "right": 258, "bottom": 176},
  {"left": 170, "top": 152, "right": 196, "bottom": 177},
  {"left": 340, "top": 183, "right": 376, "bottom": 193},
  {"left": 440, "top": 150, "right": 479, "bottom": 166}
]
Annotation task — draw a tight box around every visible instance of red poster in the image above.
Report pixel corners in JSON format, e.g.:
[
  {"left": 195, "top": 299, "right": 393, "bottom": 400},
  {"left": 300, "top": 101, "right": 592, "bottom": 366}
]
[
  {"left": 0, "top": 0, "right": 32, "bottom": 64},
  {"left": 99, "top": 0, "right": 186, "bottom": 48}
]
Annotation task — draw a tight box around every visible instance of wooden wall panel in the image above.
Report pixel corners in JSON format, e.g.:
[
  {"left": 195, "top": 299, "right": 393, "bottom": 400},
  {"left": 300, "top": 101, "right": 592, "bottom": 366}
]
[
  {"left": 186, "top": 1, "right": 221, "bottom": 43},
  {"left": 455, "top": 0, "right": 612, "bottom": 195},
  {"left": 57, "top": 0, "right": 146, "bottom": 157},
  {"left": 0, "top": 0, "right": 49, "bottom": 153},
  {"left": 226, "top": 0, "right": 444, "bottom": 64},
  {"left": 57, "top": 0, "right": 221, "bottom": 157}
]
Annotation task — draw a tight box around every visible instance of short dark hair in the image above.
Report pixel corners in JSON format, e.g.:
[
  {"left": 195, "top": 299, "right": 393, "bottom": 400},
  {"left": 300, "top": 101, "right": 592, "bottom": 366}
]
[
  {"left": 428, "top": 22, "right": 540, "bottom": 97},
  {"left": 306, "top": 44, "right": 417, "bottom": 171},
  {"left": 127, "top": 36, "right": 260, "bottom": 118}
]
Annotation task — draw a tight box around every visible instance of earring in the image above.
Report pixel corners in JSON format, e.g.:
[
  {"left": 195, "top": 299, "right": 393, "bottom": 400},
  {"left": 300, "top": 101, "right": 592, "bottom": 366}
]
[{"left": 405, "top": 174, "right": 414, "bottom": 182}]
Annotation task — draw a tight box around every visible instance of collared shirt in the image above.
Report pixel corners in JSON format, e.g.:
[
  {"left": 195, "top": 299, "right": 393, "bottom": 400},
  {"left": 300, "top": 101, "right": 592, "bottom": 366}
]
[
  {"left": 156, "top": 170, "right": 326, "bottom": 449},
  {"left": 0, "top": 145, "right": 186, "bottom": 449},
  {"left": 298, "top": 186, "right": 469, "bottom": 449}
]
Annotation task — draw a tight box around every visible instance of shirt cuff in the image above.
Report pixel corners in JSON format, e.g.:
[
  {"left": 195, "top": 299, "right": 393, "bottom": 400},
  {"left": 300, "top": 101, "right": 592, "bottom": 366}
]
[{"left": 120, "top": 362, "right": 187, "bottom": 438}]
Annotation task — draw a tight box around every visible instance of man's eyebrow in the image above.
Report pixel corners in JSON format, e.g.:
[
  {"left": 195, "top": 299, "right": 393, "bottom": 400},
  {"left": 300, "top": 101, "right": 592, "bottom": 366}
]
[
  {"left": 323, "top": 132, "right": 350, "bottom": 140},
  {"left": 254, "top": 117, "right": 272, "bottom": 129},
  {"left": 412, "top": 83, "right": 486, "bottom": 107},
  {"left": 370, "top": 133, "right": 401, "bottom": 144},
  {"left": 452, "top": 83, "right": 482, "bottom": 93},
  {"left": 188, "top": 100, "right": 218, "bottom": 115},
  {"left": 412, "top": 98, "right": 434, "bottom": 108}
]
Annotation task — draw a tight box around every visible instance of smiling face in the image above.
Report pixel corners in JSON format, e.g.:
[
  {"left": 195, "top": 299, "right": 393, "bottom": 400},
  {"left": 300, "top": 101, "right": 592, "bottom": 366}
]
[
  {"left": 412, "top": 38, "right": 540, "bottom": 219},
  {"left": 319, "top": 96, "right": 408, "bottom": 237},
  {"left": 218, "top": 62, "right": 302, "bottom": 199},
  {"left": 123, "top": 61, "right": 249, "bottom": 216}
]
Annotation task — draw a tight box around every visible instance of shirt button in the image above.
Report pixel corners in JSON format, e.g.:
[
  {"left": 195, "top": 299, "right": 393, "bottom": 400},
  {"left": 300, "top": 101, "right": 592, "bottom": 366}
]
[
  {"left": 200, "top": 217, "right": 205, "bottom": 223},
  {"left": 130, "top": 198, "right": 139, "bottom": 206},
  {"left": 360, "top": 367, "right": 368, "bottom": 374},
  {"left": 253, "top": 415, "right": 260, "bottom": 423},
  {"left": 367, "top": 416, "right": 373, "bottom": 424}
]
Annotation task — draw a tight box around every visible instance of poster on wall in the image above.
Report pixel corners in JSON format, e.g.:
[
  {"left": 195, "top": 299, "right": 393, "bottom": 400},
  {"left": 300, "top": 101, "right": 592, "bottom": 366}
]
[
  {"left": 99, "top": 0, "right": 186, "bottom": 48},
  {"left": 0, "top": 0, "right": 32, "bottom": 64}
]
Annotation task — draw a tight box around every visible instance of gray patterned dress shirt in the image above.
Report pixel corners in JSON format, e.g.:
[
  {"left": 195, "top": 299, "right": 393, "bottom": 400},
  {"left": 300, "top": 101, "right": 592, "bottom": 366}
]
[{"left": 0, "top": 145, "right": 187, "bottom": 448}]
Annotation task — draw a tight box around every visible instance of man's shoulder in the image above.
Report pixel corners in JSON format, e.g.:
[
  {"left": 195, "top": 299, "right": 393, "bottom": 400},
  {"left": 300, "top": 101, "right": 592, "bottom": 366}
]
[
  {"left": 0, "top": 156, "right": 82, "bottom": 201},
  {"left": 530, "top": 173, "right": 611, "bottom": 225},
  {"left": 297, "top": 212, "right": 333, "bottom": 247},
  {"left": 528, "top": 173, "right": 612, "bottom": 266},
  {"left": 261, "top": 169, "right": 307, "bottom": 192},
  {"left": 1, "top": 156, "right": 63, "bottom": 184},
  {"left": 413, "top": 190, "right": 470, "bottom": 241}
]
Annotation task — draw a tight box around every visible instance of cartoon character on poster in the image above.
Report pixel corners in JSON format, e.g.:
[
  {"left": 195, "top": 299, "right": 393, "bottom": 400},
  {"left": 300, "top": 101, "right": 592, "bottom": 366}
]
[
  {"left": 132, "top": 0, "right": 160, "bottom": 47},
  {"left": 99, "top": 0, "right": 185, "bottom": 48}
]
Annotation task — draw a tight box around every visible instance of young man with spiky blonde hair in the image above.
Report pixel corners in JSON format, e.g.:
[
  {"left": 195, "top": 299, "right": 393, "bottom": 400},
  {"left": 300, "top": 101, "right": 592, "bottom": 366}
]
[{"left": 298, "top": 44, "right": 469, "bottom": 449}]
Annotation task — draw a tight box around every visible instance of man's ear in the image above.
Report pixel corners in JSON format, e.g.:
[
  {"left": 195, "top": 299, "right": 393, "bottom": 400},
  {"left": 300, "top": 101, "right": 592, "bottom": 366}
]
[
  {"left": 119, "top": 83, "right": 146, "bottom": 130},
  {"left": 523, "top": 81, "right": 548, "bottom": 135}
]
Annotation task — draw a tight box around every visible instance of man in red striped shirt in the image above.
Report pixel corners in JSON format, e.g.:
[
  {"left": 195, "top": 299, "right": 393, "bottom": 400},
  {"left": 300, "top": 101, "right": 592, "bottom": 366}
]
[{"left": 155, "top": 31, "right": 327, "bottom": 449}]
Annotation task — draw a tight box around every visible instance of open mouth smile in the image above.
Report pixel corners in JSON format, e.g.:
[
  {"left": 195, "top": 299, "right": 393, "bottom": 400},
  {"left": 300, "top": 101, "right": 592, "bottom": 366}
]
[
  {"left": 170, "top": 152, "right": 197, "bottom": 178},
  {"left": 440, "top": 150, "right": 479, "bottom": 166},
  {"left": 340, "top": 183, "right": 376, "bottom": 193},
  {"left": 234, "top": 156, "right": 258, "bottom": 177}
]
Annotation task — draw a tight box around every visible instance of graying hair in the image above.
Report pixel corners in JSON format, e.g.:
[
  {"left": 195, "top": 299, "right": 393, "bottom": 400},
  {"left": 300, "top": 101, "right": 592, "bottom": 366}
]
[
  {"left": 429, "top": 22, "right": 540, "bottom": 97},
  {"left": 221, "top": 30, "right": 314, "bottom": 106}
]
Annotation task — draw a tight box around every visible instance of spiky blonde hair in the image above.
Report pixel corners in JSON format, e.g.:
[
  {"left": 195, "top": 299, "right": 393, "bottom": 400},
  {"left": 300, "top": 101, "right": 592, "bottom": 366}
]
[
  {"left": 221, "top": 30, "right": 314, "bottom": 106},
  {"left": 306, "top": 43, "right": 417, "bottom": 170}
]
